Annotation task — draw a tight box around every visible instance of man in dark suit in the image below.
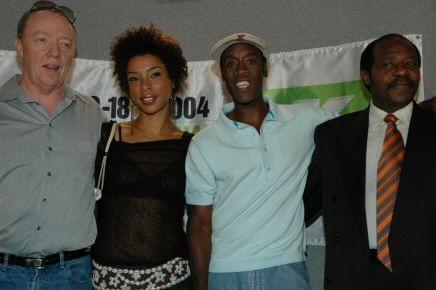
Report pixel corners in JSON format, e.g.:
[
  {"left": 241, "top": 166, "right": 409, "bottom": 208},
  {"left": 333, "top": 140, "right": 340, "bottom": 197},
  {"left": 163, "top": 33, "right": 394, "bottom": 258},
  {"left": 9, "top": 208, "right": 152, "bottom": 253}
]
[
  {"left": 304, "top": 34, "right": 436, "bottom": 290},
  {"left": 420, "top": 96, "right": 436, "bottom": 113}
]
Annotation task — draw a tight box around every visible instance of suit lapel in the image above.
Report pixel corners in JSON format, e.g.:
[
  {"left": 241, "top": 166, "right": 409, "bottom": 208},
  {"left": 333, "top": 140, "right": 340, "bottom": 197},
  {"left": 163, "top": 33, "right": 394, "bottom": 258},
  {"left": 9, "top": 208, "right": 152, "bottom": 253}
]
[
  {"left": 338, "top": 108, "right": 370, "bottom": 246},
  {"left": 391, "top": 104, "right": 436, "bottom": 229}
]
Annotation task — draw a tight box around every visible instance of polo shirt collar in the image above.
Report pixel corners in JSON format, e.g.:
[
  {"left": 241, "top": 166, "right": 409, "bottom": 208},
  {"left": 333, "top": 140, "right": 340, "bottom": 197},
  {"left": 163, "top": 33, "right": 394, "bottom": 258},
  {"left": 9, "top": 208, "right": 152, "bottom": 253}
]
[
  {"left": 0, "top": 74, "right": 89, "bottom": 104},
  {"left": 217, "top": 97, "right": 292, "bottom": 136},
  {"left": 0, "top": 75, "right": 26, "bottom": 102},
  {"left": 64, "top": 85, "right": 90, "bottom": 104}
]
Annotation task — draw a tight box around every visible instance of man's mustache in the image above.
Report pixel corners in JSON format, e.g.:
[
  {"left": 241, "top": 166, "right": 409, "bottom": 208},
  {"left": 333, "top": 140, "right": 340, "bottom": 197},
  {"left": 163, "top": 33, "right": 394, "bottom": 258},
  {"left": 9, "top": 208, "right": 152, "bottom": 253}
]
[{"left": 387, "top": 77, "right": 416, "bottom": 90}]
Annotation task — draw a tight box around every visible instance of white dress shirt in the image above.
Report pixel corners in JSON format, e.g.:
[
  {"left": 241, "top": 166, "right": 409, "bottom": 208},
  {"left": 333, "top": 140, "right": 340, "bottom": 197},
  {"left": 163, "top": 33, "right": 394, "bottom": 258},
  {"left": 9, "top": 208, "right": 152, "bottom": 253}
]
[{"left": 365, "top": 101, "right": 413, "bottom": 249}]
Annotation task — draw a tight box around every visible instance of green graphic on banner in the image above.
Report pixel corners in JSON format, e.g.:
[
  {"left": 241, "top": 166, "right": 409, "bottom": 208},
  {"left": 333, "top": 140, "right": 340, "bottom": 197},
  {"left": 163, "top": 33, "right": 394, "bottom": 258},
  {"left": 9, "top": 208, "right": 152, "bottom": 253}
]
[
  {"left": 264, "top": 80, "right": 372, "bottom": 114},
  {"left": 178, "top": 124, "right": 203, "bottom": 133}
]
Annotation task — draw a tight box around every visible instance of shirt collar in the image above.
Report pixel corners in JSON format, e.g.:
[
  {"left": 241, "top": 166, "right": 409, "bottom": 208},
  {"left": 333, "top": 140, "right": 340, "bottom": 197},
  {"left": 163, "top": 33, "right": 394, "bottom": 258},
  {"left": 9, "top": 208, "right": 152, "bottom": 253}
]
[
  {"left": 0, "top": 74, "right": 89, "bottom": 104},
  {"left": 369, "top": 100, "right": 413, "bottom": 128},
  {"left": 64, "top": 85, "right": 90, "bottom": 104},
  {"left": 0, "top": 75, "right": 27, "bottom": 102},
  {"left": 217, "top": 96, "right": 291, "bottom": 137}
]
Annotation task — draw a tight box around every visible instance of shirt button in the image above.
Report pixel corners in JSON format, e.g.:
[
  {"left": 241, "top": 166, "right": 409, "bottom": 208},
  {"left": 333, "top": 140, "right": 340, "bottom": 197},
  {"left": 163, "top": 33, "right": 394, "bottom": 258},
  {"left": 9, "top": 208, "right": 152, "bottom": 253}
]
[
  {"left": 37, "top": 226, "right": 41, "bottom": 231},
  {"left": 43, "top": 198, "right": 47, "bottom": 203},
  {"left": 264, "top": 147, "right": 268, "bottom": 152},
  {"left": 266, "top": 166, "right": 272, "bottom": 171},
  {"left": 48, "top": 147, "right": 53, "bottom": 151},
  {"left": 47, "top": 172, "right": 52, "bottom": 177}
]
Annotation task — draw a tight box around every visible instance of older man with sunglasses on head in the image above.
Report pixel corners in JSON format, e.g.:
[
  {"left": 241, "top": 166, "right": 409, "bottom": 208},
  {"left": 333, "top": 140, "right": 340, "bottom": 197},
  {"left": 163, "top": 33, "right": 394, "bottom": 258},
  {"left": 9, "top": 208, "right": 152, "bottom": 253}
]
[{"left": 0, "top": 1, "right": 102, "bottom": 289}]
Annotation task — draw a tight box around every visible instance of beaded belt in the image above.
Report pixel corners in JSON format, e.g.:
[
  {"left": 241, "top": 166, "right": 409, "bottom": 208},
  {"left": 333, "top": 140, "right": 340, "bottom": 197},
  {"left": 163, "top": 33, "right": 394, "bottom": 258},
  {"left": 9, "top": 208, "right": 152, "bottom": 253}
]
[{"left": 92, "top": 257, "right": 190, "bottom": 290}]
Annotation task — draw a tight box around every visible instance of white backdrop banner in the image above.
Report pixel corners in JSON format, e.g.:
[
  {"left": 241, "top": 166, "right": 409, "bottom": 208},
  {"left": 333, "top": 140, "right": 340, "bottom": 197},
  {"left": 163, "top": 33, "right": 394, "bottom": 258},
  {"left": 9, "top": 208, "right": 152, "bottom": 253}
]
[{"left": 0, "top": 34, "right": 424, "bottom": 245}]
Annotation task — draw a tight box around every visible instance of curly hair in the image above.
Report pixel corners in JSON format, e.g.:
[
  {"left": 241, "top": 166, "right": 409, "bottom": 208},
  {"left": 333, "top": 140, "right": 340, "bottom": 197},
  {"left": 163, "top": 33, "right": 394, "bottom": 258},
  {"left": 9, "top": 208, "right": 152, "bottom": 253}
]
[{"left": 111, "top": 25, "right": 188, "bottom": 96}]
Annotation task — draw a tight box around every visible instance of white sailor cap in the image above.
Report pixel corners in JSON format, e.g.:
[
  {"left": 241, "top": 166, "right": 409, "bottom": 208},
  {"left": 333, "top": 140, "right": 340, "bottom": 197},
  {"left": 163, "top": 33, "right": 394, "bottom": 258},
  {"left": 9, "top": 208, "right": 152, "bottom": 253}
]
[{"left": 210, "top": 32, "right": 268, "bottom": 62}]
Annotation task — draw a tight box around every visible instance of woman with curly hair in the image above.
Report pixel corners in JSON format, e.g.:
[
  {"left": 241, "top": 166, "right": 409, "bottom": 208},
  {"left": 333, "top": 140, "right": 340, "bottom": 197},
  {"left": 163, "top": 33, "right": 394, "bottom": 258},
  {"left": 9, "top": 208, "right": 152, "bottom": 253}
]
[{"left": 92, "top": 25, "right": 193, "bottom": 290}]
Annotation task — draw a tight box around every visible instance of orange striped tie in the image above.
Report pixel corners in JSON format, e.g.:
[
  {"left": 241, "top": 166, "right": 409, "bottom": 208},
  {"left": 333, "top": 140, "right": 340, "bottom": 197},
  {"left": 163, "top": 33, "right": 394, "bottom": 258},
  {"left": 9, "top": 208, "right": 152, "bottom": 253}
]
[{"left": 376, "top": 114, "right": 404, "bottom": 272}]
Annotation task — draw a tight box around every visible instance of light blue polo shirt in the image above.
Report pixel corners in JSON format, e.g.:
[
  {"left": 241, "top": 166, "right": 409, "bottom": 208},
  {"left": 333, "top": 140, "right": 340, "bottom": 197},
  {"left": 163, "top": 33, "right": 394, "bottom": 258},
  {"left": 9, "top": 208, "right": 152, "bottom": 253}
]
[{"left": 185, "top": 98, "right": 337, "bottom": 273}]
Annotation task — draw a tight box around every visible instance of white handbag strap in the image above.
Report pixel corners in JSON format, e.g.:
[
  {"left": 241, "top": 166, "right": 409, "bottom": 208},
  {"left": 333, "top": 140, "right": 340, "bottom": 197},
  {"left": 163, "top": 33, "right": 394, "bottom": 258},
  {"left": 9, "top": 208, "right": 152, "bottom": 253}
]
[{"left": 94, "top": 122, "right": 117, "bottom": 200}]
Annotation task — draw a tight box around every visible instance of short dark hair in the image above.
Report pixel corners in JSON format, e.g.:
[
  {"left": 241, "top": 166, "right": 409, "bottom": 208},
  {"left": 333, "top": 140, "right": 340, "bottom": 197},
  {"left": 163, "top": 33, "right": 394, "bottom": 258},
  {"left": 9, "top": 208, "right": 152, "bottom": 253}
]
[
  {"left": 111, "top": 25, "right": 188, "bottom": 96},
  {"left": 17, "top": 9, "right": 76, "bottom": 38},
  {"left": 360, "top": 33, "right": 421, "bottom": 72}
]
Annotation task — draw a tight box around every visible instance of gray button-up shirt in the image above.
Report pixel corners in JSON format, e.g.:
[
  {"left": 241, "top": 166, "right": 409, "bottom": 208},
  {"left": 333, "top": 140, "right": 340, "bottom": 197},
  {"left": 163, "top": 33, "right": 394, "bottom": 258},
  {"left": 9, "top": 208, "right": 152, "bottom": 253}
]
[{"left": 0, "top": 75, "right": 103, "bottom": 257}]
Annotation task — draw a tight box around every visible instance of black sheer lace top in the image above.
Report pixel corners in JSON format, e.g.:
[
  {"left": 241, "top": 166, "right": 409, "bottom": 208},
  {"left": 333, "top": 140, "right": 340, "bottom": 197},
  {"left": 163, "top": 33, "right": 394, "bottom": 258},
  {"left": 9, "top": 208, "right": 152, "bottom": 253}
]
[{"left": 92, "top": 122, "right": 193, "bottom": 267}]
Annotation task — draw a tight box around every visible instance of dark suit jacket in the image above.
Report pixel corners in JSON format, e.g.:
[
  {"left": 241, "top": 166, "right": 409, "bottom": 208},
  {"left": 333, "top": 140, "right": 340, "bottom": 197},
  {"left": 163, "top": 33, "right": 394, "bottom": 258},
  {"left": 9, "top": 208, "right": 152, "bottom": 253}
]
[{"left": 304, "top": 103, "right": 436, "bottom": 290}]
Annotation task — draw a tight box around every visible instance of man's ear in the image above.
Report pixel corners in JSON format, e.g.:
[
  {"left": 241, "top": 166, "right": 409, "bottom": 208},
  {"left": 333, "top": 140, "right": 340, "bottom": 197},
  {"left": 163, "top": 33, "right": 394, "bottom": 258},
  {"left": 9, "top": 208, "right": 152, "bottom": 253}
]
[
  {"left": 360, "top": 69, "right": 371, "bottom": 87},
  {"left": 263, "top": 65, "right": 268, "bottom": 78},
  {"left": 15, "top": 38, "right": 24, "bottom": 59}
]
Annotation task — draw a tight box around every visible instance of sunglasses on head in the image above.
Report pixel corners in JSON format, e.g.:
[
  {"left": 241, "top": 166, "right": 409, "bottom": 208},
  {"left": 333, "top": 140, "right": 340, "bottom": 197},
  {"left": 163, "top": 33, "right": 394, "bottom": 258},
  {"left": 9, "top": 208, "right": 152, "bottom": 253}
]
[{"left": 30, "top": 1, "right": 76, "bottom": 24}]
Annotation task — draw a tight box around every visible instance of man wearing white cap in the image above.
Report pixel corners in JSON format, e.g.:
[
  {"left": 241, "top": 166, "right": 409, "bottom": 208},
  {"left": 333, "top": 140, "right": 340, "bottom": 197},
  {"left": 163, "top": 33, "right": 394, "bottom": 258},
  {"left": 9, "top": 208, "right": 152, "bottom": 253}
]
[{"left": 185, "top": 33, "right": 336, "bottom": 290}]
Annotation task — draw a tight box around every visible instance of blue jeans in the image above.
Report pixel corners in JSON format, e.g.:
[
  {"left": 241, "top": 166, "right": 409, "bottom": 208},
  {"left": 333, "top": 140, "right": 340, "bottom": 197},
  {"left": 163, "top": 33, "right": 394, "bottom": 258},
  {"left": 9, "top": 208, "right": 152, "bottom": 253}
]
[
  {"left": 208, "top": 262, "right": 311, "bottom": 290},
  {"left": 0, "top": 253, "right": 92, "bottom": 290}
]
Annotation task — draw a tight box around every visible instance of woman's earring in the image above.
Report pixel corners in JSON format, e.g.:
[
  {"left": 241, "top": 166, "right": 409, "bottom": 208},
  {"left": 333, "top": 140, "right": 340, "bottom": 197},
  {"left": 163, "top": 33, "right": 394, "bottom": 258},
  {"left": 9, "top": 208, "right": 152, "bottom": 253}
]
[
  {"left": 130, "top": 100, "right": 135, "bottom": 121},
  {"left": 169, "top": 95, "right": 176, "bottom": 119},
  {"left": 129, "top": 99, "right": 135, "bottom": 134}
]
